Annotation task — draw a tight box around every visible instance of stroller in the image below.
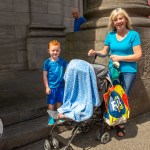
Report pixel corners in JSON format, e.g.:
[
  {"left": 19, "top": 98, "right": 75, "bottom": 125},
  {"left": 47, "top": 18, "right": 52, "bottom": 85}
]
[{"left": 44, "top": 58, "right": 112, "bottom": 150}]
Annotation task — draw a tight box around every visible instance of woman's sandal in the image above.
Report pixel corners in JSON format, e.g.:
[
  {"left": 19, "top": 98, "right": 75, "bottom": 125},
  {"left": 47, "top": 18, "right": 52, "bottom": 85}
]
[{"left": 116, "top": 125, "right": 126, "bottom": 137}]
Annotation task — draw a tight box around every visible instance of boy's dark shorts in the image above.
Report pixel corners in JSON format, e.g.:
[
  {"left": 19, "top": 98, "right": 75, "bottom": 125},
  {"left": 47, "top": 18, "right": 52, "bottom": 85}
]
[{"left": 47, "top": 87, "right": 64, "bottom": 105}]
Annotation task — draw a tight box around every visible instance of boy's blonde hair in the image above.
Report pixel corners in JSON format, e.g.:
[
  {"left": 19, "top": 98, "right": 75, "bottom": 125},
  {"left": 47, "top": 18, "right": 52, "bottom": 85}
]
[
  {"left": 108, "top": 8, "right": 133, "bottom": 31},
  {"left": 48, "top": 40, "right": 60, "bottom": 49}
]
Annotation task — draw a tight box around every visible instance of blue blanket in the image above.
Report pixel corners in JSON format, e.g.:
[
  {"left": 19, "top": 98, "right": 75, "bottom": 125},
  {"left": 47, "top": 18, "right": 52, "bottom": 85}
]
[{"left": 57, "top": 59, "right": 101, "bottom": 122}]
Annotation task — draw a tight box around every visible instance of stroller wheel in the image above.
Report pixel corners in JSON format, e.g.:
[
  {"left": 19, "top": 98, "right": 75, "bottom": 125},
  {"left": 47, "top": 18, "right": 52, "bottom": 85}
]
[
  {"left": 44, "top": 139, "right": 51, "bottom": 150},
  {"left": 101, "top": 132, "right": 110, "bottom": 144},
  {"left": 52, "top": 137, "right": 59, "bottom": 149}
]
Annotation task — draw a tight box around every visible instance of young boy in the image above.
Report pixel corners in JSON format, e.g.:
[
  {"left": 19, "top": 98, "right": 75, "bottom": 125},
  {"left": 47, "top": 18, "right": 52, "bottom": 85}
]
[{"left": 43, "top": 40, "right": 68, "bottom": 125}]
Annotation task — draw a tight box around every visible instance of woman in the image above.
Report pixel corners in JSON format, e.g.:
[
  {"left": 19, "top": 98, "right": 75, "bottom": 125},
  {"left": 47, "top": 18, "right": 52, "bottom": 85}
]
[{"left": 88, "top": 8, "right": 142, "bottom": 137}]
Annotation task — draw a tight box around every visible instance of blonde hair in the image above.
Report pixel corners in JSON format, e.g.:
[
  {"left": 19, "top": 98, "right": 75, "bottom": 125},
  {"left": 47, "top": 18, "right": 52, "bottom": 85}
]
[
  {"left": 48, "top": 40, "right": 60, "bottom": 49},
  {"left": 108, "top": 8, "right": 132, "bottom": 31}
]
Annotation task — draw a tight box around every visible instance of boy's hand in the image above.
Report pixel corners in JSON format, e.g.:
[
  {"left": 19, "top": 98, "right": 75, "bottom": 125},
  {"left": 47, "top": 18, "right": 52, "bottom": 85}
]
[{"left": 46, "top": 87, "right": 51, "bottom": 94}]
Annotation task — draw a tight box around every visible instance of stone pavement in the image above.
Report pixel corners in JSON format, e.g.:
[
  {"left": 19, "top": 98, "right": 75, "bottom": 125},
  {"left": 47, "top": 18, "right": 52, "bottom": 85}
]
[{"left": 15, "top": 112, "right": 150, "bottom": 150}]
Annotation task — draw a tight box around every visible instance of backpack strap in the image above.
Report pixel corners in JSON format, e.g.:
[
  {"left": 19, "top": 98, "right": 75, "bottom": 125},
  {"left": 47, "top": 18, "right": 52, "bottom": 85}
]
[
  {"left": 108, "top": 86, "right": 115, "bottom": 92},
  {"left": 103, "top": 86, "right": 115, "bottom": 109}
]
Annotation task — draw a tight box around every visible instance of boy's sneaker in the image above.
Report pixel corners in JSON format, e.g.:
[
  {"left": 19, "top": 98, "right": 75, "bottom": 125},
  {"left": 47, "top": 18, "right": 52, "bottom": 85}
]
[{"left": 48, "top": 116, "right": 55, "bottom": 125}]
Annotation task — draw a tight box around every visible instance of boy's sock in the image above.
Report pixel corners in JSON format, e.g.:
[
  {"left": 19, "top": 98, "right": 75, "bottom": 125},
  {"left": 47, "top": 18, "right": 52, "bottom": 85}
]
[{"left": 48, "top": 116, "right": 55, "bottom": 125}]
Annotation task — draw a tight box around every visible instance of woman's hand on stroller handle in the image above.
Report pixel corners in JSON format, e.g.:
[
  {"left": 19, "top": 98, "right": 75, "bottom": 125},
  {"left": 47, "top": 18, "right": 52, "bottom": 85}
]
[
  {"left": 88, "top": 49, "right": 109, "bottom": 58},
  {"left": 88, "top": 49, "right": 97, "bottom": 56}
]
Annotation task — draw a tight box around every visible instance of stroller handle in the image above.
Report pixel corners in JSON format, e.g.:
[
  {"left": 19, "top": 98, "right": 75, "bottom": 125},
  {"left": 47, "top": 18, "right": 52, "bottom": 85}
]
[{"left": 91, "top": 53, "right": 110, "bottom": 64}]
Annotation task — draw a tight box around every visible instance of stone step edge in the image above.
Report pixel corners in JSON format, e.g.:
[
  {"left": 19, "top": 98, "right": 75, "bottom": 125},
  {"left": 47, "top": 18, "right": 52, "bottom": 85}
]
[
  {"left": 0, "top": 116, "right": 73, "bottom": 150},
  {"left": 1, "top": 99, "right": 47, "bottom": 126},
  {"left": 0, "top": 116, "right": 50, "bottom": 150}
]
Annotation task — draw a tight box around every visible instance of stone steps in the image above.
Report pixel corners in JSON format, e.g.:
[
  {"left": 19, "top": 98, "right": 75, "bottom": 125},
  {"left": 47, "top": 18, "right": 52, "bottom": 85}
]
[
  {"left": 0, "top": 71, "right": 53, "bottom": 149},
  {"left": 0, "top": 99, "right": 47, "bottom": 126},
  {"left": 0, "top": 116, "right": 50, "bottom": 150},
  {"left": 0, "top": 98, "right": 71, "bottom": 150},
  {"left": 0, "top": 98, "right": 50, "bottom": 150},
  {"left": 14, "top": 139, "right": 46, "bottom": 150}
]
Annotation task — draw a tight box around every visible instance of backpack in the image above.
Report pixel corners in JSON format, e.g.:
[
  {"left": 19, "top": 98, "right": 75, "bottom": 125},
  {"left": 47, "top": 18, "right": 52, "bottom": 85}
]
[{"left": 103, "top": 84, "right": 130, "bottom": 126}]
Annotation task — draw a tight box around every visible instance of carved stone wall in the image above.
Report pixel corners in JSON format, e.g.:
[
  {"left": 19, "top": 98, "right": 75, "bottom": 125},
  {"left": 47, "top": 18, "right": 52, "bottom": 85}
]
[
  {"left": 27, "top": 0, "right": 84, "bottom": 70},
  {"left": 0, "top": 0, "right": 83, "bottom": 71}
]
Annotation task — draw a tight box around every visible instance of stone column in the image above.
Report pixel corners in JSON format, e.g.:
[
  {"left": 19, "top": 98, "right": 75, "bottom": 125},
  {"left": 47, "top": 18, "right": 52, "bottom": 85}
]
[
  {"left": 65, "top": 0, "right": 150, "bottom": 117},
  {"left": 27, "top": 0, "right": 66, "bottom": 70}
]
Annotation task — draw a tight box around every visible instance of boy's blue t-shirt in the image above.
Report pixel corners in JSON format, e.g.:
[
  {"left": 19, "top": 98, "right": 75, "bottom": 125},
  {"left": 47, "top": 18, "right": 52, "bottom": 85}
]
[
  {"left": 104, "top": 30, "right": 141, "bottom": 73},
  {"left": 74, "top": 16, "right": 86, "bottom": 32},
  {"left": 43, "top": 57, "right": 68, "bottom": 89}
]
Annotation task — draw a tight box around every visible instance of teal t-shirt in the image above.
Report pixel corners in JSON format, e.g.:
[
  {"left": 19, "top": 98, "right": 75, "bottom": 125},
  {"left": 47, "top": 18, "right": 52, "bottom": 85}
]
[
  {"left": 43, "top": 57, "right": 68, "bottom": 88},
  {"left": 104, "top": 30, "right": 141, "bottom": 73}
]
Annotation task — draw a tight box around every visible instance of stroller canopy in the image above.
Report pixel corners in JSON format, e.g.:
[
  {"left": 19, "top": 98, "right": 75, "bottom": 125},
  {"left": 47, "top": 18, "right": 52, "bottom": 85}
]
[{"left": 58, "top": 59, "right": 101, "bottom": 122}]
